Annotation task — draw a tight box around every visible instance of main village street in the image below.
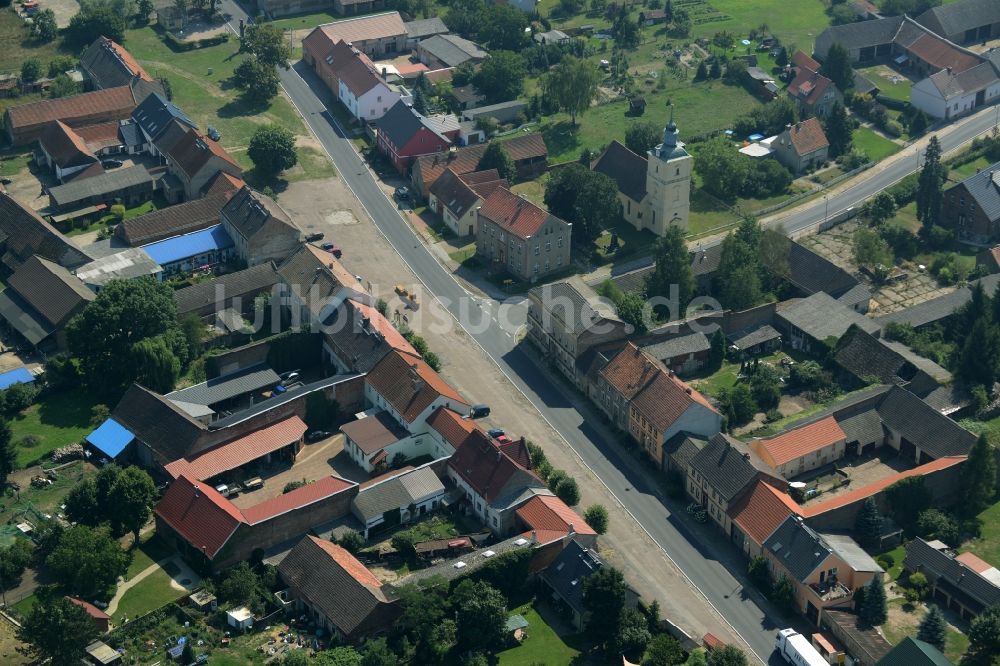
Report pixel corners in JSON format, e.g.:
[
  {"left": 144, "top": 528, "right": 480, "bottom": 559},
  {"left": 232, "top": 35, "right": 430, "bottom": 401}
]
[{"left": 218, "top": 2, "right": 998, "bottom": 661}]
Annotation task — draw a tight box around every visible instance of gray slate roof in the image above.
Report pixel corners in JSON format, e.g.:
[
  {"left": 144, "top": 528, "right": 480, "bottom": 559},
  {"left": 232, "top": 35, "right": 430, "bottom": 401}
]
[
  {"left": 836, "top": 409, "right": 885, "bottom": 446},
  {"left": 47, "top": 165, "right": 153, "bottom": 208},
  {"left": 916, "top": 0, "right": 1000, "bottom": 40},
  {"left": 640, "top": 331, "right": 710, "bottom": 361},
  {"left": 927, "top": 62, "right": 1000, "bottom": 99},
  {"left": 949, "top": 160, "right": 1000, "bottom": 222},
  {"left": 787, "top": 241, "right": 864, "bottom": 300},
  {"left": 876, "top": 385, "right": 975, "bottom": 458},
  {"left": 375, "top": 100, "right": 448, "bottom": 150},
  {"left": 540, "top": 539, "right": 602, "bottom": 615},
  {"left": 166, "top": 363, "right": 280, "bottom": 406},
  {"left": 173, "top": 263, "right": 279, "bottom": 315},
  {"left": 777, "top": 292, "right": 881, "bottom": 342},
  {"left": 814, "top": 16, "right": 905, "bottom": 58},
  {"left": 728, "top": 323, "right": 782, "bottom": 350},
  {"left": 688, "top": 433, "right": 777, "bottom": 503},
  {"left": 592, "top": 140, "right": 648, "bottom": 204},
  {"left": 0, "top": 194, "right": 93, "bottom": 270},
  {"left": 404, "top": 17, "right": 448, "bottom": 40},
  {"left": 351, "top": 467, "right": 444, "bottom": 522},
  {"left": 131, "top": 93, "right": 196, "bottom": 142},
  {"left": 764, "top": 516, "right": 833, "bottom": 582},
  {"left": 418, "top": 34, "right": 486, "bottom": 67},
  {"left": 904, "top": 538, "right": 1000, "bottom": 614}
]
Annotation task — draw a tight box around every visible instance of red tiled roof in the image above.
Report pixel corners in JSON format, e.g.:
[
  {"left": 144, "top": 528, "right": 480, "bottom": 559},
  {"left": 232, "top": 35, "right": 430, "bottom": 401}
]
[
  {"left": 906, "top": 32, "right": 981, "bottom": 74},
  {"left": 167, "top": 128, "right": 241, "bottom": 179},
  {"left": 515, "top": 495, "right": 596, "bottom": 536},
  {"left": 955, "top": 551, "right": 995, "bottom": 574},
  {"left": 365, "top": 349, "right": 467, "bottom": 423},
  {"left": 801, "top": 456, "right": 966, "bottom": 517},
  {"left": 727, "top": 480, "right": 800, "bottom": 546},
  {"left": 39, "top": 120, "right": 97, "bottom": 169},
  {"left": 242, "top": 475, "right": 356, "bottom": 524},
  {"left": 65, "top": 596, "right": 111, "bottom": 620},
  {"left": 204, "top": 171, "right": 246, "bottom": 198},
  {"left": 338, "top": 55, "right": 383, "bottom": 97},
  {"left": 348, "top": 299, "right": 418, "bottom": 355},
  {"left": 305, "top": 535, "right": 383, "bottom": 588},
  {"left": 791, "top": 50, "right": 820, "bottom": 73},
  {"left": 154, "top": 475, "right": 244, "bottom": 559},
  {"left": 478, "top": 187, "right": 558, "bottom": 239},
  {"left": 785, "top": 118, "right": 829, "bottom": 157},
  {"left": 426, "top": 406, "right": 478, "bottom": 447},
  {"left": 74, "top": 120, "right": 123, "bottom": 153},
  {"left": 600, "top": 342, "right": 662, "bottom": 400},
  {"left": 788, "top": 69, "right": 834, "bottom": 106},
  {"left": 448, "top": 430, "right": 542, "bottom": 502},
  {"left": 6, "top": 86, "right": 136, "bottom": 131},
  {"left": 164, "top": 416, "right": 307, "bottom": 480},
  {"left": 414, "top": 134, "right": 547, "bottom": 192},
  {"left": 316, "top": 11, "right": 406, "bottom": 46},
  {"left": 753, "top": 416, "right": 846, "bottom": 467}
]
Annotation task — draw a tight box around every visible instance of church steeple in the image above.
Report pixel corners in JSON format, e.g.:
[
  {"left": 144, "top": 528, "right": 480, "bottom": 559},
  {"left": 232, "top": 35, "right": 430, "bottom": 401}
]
[{"left": 656, "top": 105, "right": 681, "bottom": 159}]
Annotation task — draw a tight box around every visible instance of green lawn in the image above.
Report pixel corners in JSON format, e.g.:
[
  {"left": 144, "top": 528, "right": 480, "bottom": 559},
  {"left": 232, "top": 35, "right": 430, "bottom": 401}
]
[
  {"left": 0, "top": 8, "right": 71, "bottom": 82},
  {"left": 0, "top": 461, "right": 96, "bottom": 546},
  {"left": 126, "top": 535, "right": 174, "bottom": 579},
  {"left": 688, "top": 360, "right": 741, "bottom": 398},
  {"left": 269, "top": 9, "right": 341, "bottom": 30},
  {"left": 0, "top": 151, "right": 32, "bottom": 178},
  {"left": 949, "top": 156, "right": 993, "bottom": 181},
  {"left": 876, "top": 544, "right": 906, "bottom": 581},
  {"left": 960, "top": 499, "right": 1000, "bottom": 569},
  {"left": 856, "top": 64, "right": 913, "bottom": 102},
  {"left": 497, "top": 604, "right": 583, "bottom": 666},
  {"left": 882, "top": 598, "right": 970, "bottom": 663},
  {"left": 853, "top": 126, "right": 901, "bottom": 162},
  {"left": 10, "top": 391, "right": 102, "bottom": 468},
  {"left": 688, "top": 189, "right": 740, "bottom": 239},
  {"left": 112, "top": 568, "right": 187, "bottom": 624}
]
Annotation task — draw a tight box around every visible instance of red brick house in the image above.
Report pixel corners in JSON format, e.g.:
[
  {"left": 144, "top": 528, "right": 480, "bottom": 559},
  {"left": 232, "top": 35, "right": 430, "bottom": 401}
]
[
  {"left": 65, "top": 596, "right": 111, "bottom": 633},
  {"left": 944, "top": 161, "right": 1000, "bottom": 244},
  {"left": 374, "top": 100, "right": 451, "bottom": 174}
]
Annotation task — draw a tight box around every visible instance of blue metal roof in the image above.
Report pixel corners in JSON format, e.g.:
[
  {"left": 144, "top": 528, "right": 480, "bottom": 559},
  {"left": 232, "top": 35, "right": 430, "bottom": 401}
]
[
  {"left": 0, "top": 367, "right": 34, "bottom": 390},
  {"left": 141, "top": 224, "right": 233, "bottom": 266},
  {"left": 85, "top": 418, "right": 135, "bottom": 458}
]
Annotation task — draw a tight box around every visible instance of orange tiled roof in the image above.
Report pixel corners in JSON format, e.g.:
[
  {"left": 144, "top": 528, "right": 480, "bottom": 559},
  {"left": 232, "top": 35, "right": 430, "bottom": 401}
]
[
  {"left": 164, "top": 416, "right": 308, "bottom": 480},
  {"left": 599, "top": 342, "right": 661, "bottom": 400},
  {"left": 515, "top": 495, "right": 597, "bottom": 536},
  {"left": 786, "top": 118, "right": 830, "bottom": 157},
  {"left": 308, "top": 535, "right": 383, "bottom": 588},
  {"left": 753, "top": 416, "right": 846, "bottom": 467},
  {"left": 242, "top": 475, "right": 356, "bottom": 524},
  {"left": 955, "top": 551, "right": 995, "bottom": 574},
  {"left": 65, "top": 596, "right": 111, "bottom": 620},
  {"left": 348, "top": 299, "right": 416, "bottom": 355},
  {"left": 365, "top": 349, "right": 467, "bottom": 422},
  {"left": 479, "top": 187, "right": 559, "bottom": 239},
  {"left": 426, "top": 406, "right": 478, "bottom": 447},
  {"left": 6, "top": 86, "right": 136, "bottom": 131},
  {"left": 154, "top": 475, "right": 245, "bottom": 558},
  {"left": 801, "top": 456, "right": 966, "bottom": 517},
  {"left": 727, "top": 479, "right": 801, "bottom": 546},
  {"left": 105, "top": 37, "right": 152, "bottom": 81}
]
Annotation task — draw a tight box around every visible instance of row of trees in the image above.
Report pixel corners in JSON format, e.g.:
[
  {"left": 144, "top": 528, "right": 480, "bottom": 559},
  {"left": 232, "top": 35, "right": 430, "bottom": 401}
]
[{"left": 694, "top": 137, "right": 793, "bottom": 202}]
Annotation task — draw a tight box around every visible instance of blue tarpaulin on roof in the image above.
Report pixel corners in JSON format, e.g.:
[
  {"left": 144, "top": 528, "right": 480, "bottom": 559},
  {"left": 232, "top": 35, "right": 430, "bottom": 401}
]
[
  {"left": 141, "top": 224, "right": 234, "bottom": 266},
  {"left": 0, "top": 367, "right": 34, "bottom": 390},
  {"left": 85, "top": 418, "right": 135, "bottom": 459}
]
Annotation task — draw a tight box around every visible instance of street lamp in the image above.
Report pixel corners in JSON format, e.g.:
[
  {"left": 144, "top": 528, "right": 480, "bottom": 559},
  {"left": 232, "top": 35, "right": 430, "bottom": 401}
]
[{"left": 824, "top": 194, "right": 829, "bottom": 225}]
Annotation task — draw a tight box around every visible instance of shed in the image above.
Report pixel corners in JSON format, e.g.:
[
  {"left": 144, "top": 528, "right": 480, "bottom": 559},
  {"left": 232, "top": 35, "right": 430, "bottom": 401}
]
[
  {"left": 85, "top": 418, "right": 136, "bottom": 460},
  {"left": 505, "top": 613, "right": 529, "bottom": 640},
  {"left": 0, "top": 367, "right": 35, "bottom": 390},
  {"left": 188, "top": 589, "right": 217, "bottom": 611},
  {"left": 227, "top": 606, "right": 253, "bottom": 629},
  {"left": 85, "top": 640, "right": 122, "bottom": 665}
]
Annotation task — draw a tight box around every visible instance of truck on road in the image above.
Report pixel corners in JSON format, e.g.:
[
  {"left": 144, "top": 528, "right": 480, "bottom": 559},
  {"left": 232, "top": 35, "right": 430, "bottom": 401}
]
[{"left": 775, "top": 629, "right": 828, "bottom": 666}]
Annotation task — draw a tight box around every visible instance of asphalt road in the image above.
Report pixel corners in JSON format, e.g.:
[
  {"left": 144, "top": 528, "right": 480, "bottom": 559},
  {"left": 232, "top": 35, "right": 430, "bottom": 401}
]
[{"left": 216, "top": 3, "right": 995, "bottom": 658}]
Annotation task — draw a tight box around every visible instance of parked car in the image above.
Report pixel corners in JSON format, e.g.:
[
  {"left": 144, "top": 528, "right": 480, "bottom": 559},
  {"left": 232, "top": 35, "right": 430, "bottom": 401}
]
[
  {"left": 496, "top": 434, "right": 510, "bottom": 443},
  {"left": 306, "top": 430, "right": 332, "bottom": 443},
  {"left": 101, "top": 159, "right": 123, "bottom": 169},
  {"left": 321, "top": 242, "right": 343, "bottom": 258},
  {"left": 0, "top": 177, "right": 11, "bottom": 185},
  {"left": 469, "top": 404, "right": 490, "bottom": 419},
  {"left": 305, "top": 232, "right": 325, "bottom": 242},
  {"left": 215, "top": 484, "right": 231, "bottom": 497},
  {"left": 243, "top": 477, "right": 264, "bottom": 491},
  {"left": 394, "top": 186, "right": 410, "bottom": 201},
  {"left": 280, "top": 370, "right": 300, "bottom": 381},
  {"left": 487, "top": 428, "right": 505, "bottom": 438},
  {"left": 207, "top": 126, "right": 221, "bottom": 141}
]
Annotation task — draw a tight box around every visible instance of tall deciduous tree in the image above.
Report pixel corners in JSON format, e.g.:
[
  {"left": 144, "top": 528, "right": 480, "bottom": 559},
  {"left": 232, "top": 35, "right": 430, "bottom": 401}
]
[
  {"left": 108, "top": 465, "right": 158, "bottom": 543},
  {"left": 18, "top": 592, "right": 98, "bottom": 663},
  {"left": 543, "top": 56, "right": 601, "bottom": 126},
  {"left": 694, "top": 137, "right": 748, "bottom": 201},
  {"left": 0, "top": 419, "right": 13, "bottom": 486},
  {"left": 962, "top": 434, "right": 998, "bottom": 516},
  {"left": 968, "top": 605, "right": 1000, "bottom": 660},
  {"left": 823, "top": 103, "right": 852, "bottom": 158},
  {"left": 714, "top": 230, "right": 762, "bottom": 310},
  {"left": 46, "top": 525, "right": 129, "bottom": 597},
  {"left": 480, "top": 3, "right": 527, "bottom": 51},
  {"left": 233, "top": 57, "right": 280, "bottom": 102},
  {"left": 132, "top": 336, "right": 181, "bottom": 393},
  {"left": 821, "top": 43, "right": 853, "bottom": 91},
  {"left": 67, "top": 278, "right": 182, "bottom": 399},
  {"left": 625, "top": 121, "right": 662, "bottom": 156},
  {"left": 477, "top": 141, "right": 515, "bottom": 183},
  {"left": 916, "top": 136, "right": 944, "bottom": 236},
  {"left": 646, "top": 226, "right": 695, "bottom": 320},
  {"left": 243, "top": 22, "right": 291, "bottom": 69},
  {"left": 248, "top": 124, "right": 298, "bottom": 176},
  {"left": 543, "top": 163, "right": 621, "bottom": 242},
  {"left": 861, "top": 192, "right": 897, "bottom": 226},
  {"left": 31, "top": 8, "right": 58, "bottom": 42},
  {"left": 707, "top": 645, "right": 749, "bottom": 666},
  {"left": 473, "top": 51, "right": 526, "bottom": 103},
  {"left": 583, "top": 566, "right": 628, "bottom": 643},
  {"left": 453, "top": 579, "right": 507, "bottom": 652}
]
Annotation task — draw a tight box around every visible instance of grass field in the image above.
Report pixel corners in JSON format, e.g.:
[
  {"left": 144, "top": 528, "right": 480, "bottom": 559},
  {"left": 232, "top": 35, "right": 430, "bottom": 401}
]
[
  {"left": 857, "top": 64, "right": 914, "bottom": 102},
  {"left": 876, "top": 544, "right": 906, "bottom": 581},
  {"left": 497, "top": 604, "right": 583, "bottom": 666},
  {"left": 688, "top": 189, "right": 740, "bottom": 238},
  {"left": 10, "top": 391, "right": 102, "bottom": 468},
  {"left": 0, "top": 461, "right": 95, "bottom": 547},
  {"left": 853, "top": 126, "right": 902, "bottom": 162},
  {"left": 125, "top": 27, "right": 332, "bottom": 184},
  {"left": 960, "top": 500, "right": 1000, "bottom": 569},
  {"left": 949, "top": 156, "right": 993, "bottom": 181},
  {"left": 112, "top": 568, "right": 187, "bottom": 624},
  {"left": 0, "top": 8, "right": 69, "bottom": 81},
  {"left": 882, "top": 598, "right": 970, "bottom": 663}
]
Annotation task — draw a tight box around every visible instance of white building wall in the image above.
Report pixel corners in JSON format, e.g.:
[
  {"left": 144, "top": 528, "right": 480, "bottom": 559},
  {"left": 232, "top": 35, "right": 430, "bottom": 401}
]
[
  {"left": 660, "top": 404, "right": 722, "bottom": 451},
  {"left": 910, "top": 78, "right": 950, "bottom": 118}
]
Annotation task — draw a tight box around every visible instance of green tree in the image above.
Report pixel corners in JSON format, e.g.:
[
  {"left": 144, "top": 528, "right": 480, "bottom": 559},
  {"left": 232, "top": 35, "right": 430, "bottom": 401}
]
[
  {"left": 48, "top": 74, "right": 81, "bottom": 99},
  {"left": 67, "top": 278, "right": 182, "bottom": 399},
  {"left": 853, "top": 227, "right": 893, "bottom": 269},
  {"left": 220, "top": 561, "right": 259, "bottom": 604},
  {"left": 473, "top": 51, "right": 526, "bottom": 103},
  {"left": 613, "top": 11, "right": 640, "bottom": 48},
  {"left": 694, "top": 137, "right": 748, "bottom": 201},
  {"left": 625, "top": 121, "right": 662, "bottom": 156},
  {"left": 613, "top": 607, "right": 651, "bottom": 657},
  {"left": 886, "top": 475, "right": 933, "bottom": 532},
  {"left": 543, "top": 56, "right": 601, "bottom": 125},
  {"left": 107, "top": 465, "right": 157, "bottom": 543},
  {"left": 917, "top": 605, "right": 947, "bottom": 651},
  {"left": 709, "top": 329, "right": 726, "bottom": 370},
  {"left": 645, "top": 633, "right": 685, "bottom": 666},
  {"left": 453, "top": 579, "right": 507, "bottom": 652},
  {"left": 248, "top": 124, "right": 298, "bottom": 177},
  {"left": 480, "top": 3, "right": 527, "bottom": 50},
  {"left": 233, "top": 57, "right": 280, "bottom": 101},
  {"left": 543, "top": 163, "right": 620, "bottom": 242},
  {"left": 695, "top": 60, "right": 709, "bottom": 81},
  {"left": 396, "top": 583, "right": 450, "bottom": 663},
  {"left": 916, "top": 136, "right": 944, "bottom": 236},
  {"left": 909, "top": 109, "right": 929, "bottom": 136},
  {"left": 862, "top": 192, "right": 897, "bottom": 226},
  {"left": 243, "top": 22, "right": 291, "bottom": 68},
  {"left": 854, "top": 497, "right": 883, "bottom": 549},
  {"left": 131, "top": 336, "right": 180, "bottom": 393},
  {"left": 583, "top": 504, "right": 609, "bottom": 534},
  {"left": 968, "top": 605, "right": 1000, "bottom": 660},
  {"left": 583, "top": 566, "right": 628, "bottom": 644},
  {"left": 708, "top": 645, "right": 749, "bottom": 666},
  {"left": 337, "top": 529, "right": 365, "bottom": 554},
  {"left": 477, "top": 141, "right": 516, "bottom": 183},
  {"left": 31, "top": 8, "right": 58, "bottom": 42},
  {"left": 959, "top": 317, "right": 1000, "bottom": 389},
  {"left": 67, "top": 5, "right": 126, "bottom": 46},
  {"left": 962, "top": 434, "right": 997, "bottom": 516},
  {"left": 136, "top": 0, "right": 154, "bottom": 22},
  {"left": 17, "top": 592, "right": 98, "bottom": 663},
  {"left": 823, "top": 103, "right": 852, "bottom": 158},
  {"left": 318, "top": 647, "right": 363, "bottom": 666},
  {"left": 709, "top": 59, "right": 722, "bottom": 79},
  {"left": 821, "top": 43, "right": 853, "bottom": 91},
  {"left": 771, "top": 575, "right": 797, "bottom": 611},
  {"left": 555, "top": 476, "right": 580, "bottom": 506},
  {"left": 614, "top": 290, "right": 650, "bottom": 335},
  {"left": 720, "top": 383, "right": 757, "bottom": 426},
  {"left": 360, "top": 637, "right": 398, "bottom": 666},
  {"left": 46, "top": 525, "right": 128, "bottom": 597},
  {"left": 860, "top": 576, "right": 888, "bottom": 627},
  {"left": 0, "top": 419, "right": 13, "bottom": 486},
  {"left": 412, "top": 86, "right": 429, "bottom": 115},
  {"left": 715, "top": 235, "right": 762, "bottom": 310},
  {"left": 20, "top": 58, "right": 42, "bottom": 83},
  {"left": 646, "top": 226, "right": 695, "bottom": 319}
]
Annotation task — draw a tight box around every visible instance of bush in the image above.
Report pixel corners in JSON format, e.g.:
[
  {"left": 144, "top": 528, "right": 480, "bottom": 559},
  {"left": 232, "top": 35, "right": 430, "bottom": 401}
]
[
  {"left": 883, "top": 120, "right": 904, "bottom": 137},
  {"left": 764, "top": 408, "right": 782, "bottom": 422},
  {"left": 163, "top": 30, "right": 230, "bottom": 52},
  {"left": 282, "top": 480, "right": 306, "bottom": 494},
  {"left": 887, "top": 173, "right": 919, "bottom": 206}
]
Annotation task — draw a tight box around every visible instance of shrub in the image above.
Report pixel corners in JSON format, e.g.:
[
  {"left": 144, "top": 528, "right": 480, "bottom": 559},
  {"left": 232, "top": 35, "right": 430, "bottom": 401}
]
[{"left": 282, "top": 480, "right": 306, "bottom": 494}]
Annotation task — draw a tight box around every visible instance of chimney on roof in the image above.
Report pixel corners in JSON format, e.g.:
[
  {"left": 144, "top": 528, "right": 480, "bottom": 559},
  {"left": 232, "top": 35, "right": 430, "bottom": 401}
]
[
  {"left": 685, "top": 387, "right": 692, "bottom": 394},
  {"left": 568, "top": 523, "right": 575, "bottom": 536},
  {"left": 743, "top": 452, "right": 751, "bottom": 461},
  {"left": 382, "top": 67, "right": 388, "bottom": 77},
  {"left": 194, "top": 485, "right": 200, "bottom": 497},
  {"left": 530, "top": 530, "right": 537, "bottom": 544}
]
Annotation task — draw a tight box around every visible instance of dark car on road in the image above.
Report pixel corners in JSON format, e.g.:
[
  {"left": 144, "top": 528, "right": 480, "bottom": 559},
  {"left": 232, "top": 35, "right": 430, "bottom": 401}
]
[
  {"left": 469, "top": 404, "right": 490, "bottom": 419},
  {"left": 306, "top": 430, "right": 332, "bottom": 443},
  {"left": 305, "top": 232, "right": 325, "bottom": 242},
  {"left": 394, "top": 186, "right": 410, "bottom": 201},
  {"left": 101, "top": 159, "right": 123, "bottom": 169},
  {"left": 321, "top": 242, "right": 342, "bottom": 258}
]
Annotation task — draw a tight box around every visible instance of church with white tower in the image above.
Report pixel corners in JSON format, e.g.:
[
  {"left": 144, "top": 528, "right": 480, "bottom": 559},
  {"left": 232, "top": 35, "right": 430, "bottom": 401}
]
[{"left": 592, "top": 109, "right": 693, "bottom": 235}]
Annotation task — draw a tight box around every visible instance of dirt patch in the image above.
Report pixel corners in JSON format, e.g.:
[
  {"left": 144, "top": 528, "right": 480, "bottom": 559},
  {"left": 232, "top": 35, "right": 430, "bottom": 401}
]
[{"left": 0, "top": 618, "right": 29, "bottom": 666}]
